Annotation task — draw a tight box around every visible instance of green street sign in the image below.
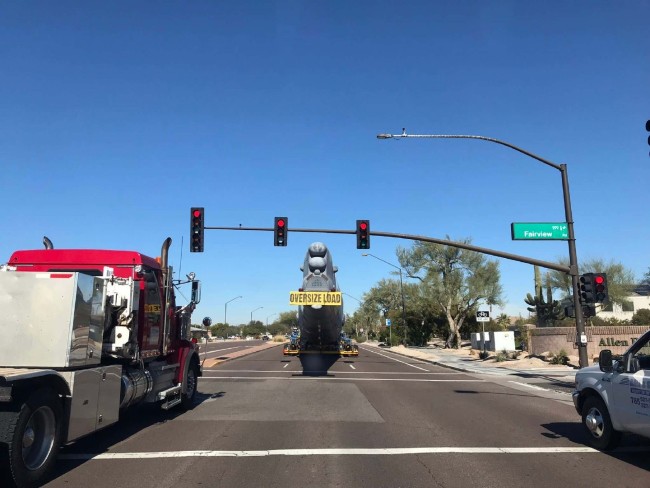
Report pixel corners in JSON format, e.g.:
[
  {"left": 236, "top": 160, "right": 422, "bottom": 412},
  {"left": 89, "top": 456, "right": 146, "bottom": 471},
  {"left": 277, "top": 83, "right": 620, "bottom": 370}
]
[{"left": 511, "top": 222, "right": 569, "bottom": 240}]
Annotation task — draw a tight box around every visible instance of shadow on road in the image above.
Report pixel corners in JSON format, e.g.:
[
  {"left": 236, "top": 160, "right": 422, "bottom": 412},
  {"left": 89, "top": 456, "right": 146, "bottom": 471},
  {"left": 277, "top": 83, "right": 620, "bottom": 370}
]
[
  {"left": 296, "top": 354, "right": 340, "bottom": 376},
  {"left": 542, "top": 422, "right": 650, "bottom": 470},
  {"left": 453, "top": 389, "right": 541, "bottom": 400},
  {"left": 46, "top": 390, "right": 225, "bottom": 486}
]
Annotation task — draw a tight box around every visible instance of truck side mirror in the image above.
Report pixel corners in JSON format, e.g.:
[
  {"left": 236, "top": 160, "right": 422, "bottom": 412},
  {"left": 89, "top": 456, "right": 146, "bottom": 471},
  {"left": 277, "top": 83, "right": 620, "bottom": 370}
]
[
  {"left": 599, "top": 349, "right": 613, "bottom": 373},
  {"left": 191, "top": 281, "right": 201, "bottom": 304}
]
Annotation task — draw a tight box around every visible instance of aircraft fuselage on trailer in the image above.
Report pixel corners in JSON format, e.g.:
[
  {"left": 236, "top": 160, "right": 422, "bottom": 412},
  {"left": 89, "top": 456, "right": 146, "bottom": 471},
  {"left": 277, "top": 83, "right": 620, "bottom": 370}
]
[{"left": 298, "top": 242, "right": 345, "bottom": 351}]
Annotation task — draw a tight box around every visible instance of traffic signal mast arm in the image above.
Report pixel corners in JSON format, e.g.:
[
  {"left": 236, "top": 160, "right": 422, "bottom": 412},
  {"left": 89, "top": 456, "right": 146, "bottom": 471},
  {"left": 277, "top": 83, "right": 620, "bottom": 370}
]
[{"left": 204, "top": 225, "right": 570, "bottom": 273}]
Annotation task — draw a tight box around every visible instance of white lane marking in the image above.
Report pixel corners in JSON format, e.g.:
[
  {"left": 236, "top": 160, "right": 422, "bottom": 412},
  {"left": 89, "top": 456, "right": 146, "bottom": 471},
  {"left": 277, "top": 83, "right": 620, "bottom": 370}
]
[
  {"left": 200, "top": 346, "right": 248, "bottom": 357},
  {"left": 204, "top": 370, "right": 464, "bottom": 375},
  {"left": 199, "top": 377, "right": 482, "bottom": 383},
  {"left": 508, "top": 381, "right": 549, "bottom": 391},
  {"left": 349, "top": 364, "right": 356, "bottom": 370},
  {"left": 60, "top": 446, "right": 623, "bottom": 460},
  {"left": 283, "top": 364, "right": 289, "bottom": 369},
  {"left": 360, "top": 347, "right": 429, "bottom": 372}
]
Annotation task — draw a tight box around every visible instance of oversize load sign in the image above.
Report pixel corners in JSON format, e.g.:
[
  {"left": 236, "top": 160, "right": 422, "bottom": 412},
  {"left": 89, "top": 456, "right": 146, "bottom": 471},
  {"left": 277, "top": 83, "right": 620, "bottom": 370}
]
[
  {"left": 289, "top": 291, "right": 342, "bottom": 306},
  {"left": 511, "top": 222, "right": 569, "bottom": 240}
]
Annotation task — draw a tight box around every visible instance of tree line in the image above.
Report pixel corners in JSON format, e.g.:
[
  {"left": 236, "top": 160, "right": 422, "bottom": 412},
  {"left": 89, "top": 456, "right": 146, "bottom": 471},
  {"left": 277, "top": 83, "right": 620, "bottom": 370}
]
[
  {"left": 345, "top": 238, "right": 647, "bottom": 348},
  {"left": 197, "top": 241, "right": 647, "bottom": 346}
]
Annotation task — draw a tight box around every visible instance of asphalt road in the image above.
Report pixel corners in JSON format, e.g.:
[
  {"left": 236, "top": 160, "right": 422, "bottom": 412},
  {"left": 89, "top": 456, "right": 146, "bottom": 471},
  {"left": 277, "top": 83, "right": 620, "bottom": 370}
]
[{"left": 44, "top": 342, "right": 650, "bottom": 488}]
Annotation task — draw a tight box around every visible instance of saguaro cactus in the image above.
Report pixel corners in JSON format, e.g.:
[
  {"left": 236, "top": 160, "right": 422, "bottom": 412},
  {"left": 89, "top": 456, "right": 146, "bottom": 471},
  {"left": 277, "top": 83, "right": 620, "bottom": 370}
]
[{"left": 524, "top": 266, "right": 564, "bottom": 327}]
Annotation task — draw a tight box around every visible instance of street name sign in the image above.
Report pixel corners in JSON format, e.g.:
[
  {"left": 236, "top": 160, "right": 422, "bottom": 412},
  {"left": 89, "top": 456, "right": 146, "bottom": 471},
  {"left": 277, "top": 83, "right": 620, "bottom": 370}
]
[
  {"left": 476, "top": 311, "right": 490, "bottom": 322},
  {"left": 511, "top": 222, "right": 569, "bottom": 240}
]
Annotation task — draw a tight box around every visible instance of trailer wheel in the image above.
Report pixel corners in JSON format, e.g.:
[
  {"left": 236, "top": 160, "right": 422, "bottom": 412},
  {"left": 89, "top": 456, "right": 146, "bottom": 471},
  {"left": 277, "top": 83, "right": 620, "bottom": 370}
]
[
  {"left": 581, "top": 395, "right": 621, "bottom": 450},
  {"left": 181, "top": 364, "right": 198, "bottom": 410},
  {"left": 0, "top": 388, "right": 62, "bottom": 488}
]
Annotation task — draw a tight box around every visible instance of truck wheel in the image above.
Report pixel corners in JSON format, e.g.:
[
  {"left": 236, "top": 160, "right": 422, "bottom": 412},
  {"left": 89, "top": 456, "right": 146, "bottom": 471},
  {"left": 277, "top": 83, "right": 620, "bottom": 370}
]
[
  {"left": 0, "top": 388, "right": 63, "bottom": 488},
  {"left": 181, "top": 364, "right": 198, "bottom": 410},
  {"left": 581, "top": 396, "right": 621, "bottom": 450}
]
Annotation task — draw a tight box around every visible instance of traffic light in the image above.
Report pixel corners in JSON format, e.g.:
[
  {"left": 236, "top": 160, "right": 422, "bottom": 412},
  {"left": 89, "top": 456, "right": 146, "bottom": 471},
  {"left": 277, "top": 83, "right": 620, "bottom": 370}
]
[
  {"left": 274, "top": 217, "right": 288, "bottom": 246},
  {"left": 356, "top": 220, "right": 370, "bottom": 249},
  {"left": 582, "top": 304, "right": 596, "bottom": 318},
  {"left": 579, "top": 273, "right": 595, "bottom": 304},
  {"left": 190, "top": 207, "right": 204, "bottom": 252},
  {"left": 593, "top": 273, "right": 609, "bottom": 303},
  {"left": 646, "top": 120, "right": 650, "bottom": 156}
]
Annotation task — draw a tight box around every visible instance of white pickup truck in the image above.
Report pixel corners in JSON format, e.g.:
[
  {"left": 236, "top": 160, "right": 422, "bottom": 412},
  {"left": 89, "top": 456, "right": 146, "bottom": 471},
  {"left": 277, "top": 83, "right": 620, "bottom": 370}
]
[{"left": 573, "top": 328, "right": 650, "bottom": 449}]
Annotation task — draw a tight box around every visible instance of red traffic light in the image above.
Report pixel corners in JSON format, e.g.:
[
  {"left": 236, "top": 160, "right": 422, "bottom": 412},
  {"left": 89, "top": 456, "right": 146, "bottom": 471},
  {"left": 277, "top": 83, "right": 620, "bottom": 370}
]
[
  {"left": 190, "top": 207, "right": 205, "bottom": 252},
  {"left": 274, "top": 217, "right": 288, "bottom": 246},
  {"left": 356, "top": 219, "right": 370, "bottom": 249},
  {"left": 594, "top": 275, "right": 605, "bottom": 285}
]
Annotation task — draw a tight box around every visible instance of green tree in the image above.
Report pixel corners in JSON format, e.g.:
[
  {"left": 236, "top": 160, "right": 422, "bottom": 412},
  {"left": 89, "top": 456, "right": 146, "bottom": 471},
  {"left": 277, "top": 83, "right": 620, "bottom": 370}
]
[
  {"left": 243, "top": 321, "right": 265, "bottom": 336},
  {"left": 547, "top": 258, "right": 635, "bottom": 306},
  {"left": 348, "top": 299, "right": 382, "bottom": 340},
  {"left": 642, "top": 268, "right": 650, "bottom": 285},
  {"left": 362, "top": 278, "right": 405, "bottom": 343},
  {"left": 210, "top": 323, "right": 229, "bottom": 338},
  {"left": 397, "top": 237, "right": 503, "bottom": 349},
  {"left": 631, "top": 309, "right": 650, "bottom": 326},
  {"left": 267, "top": 322, "right": 290, "bottom": 336},
  {"left": 276, "top": 310, "right": 298, "bottom": 329},
  {"left": 495, "top": 313, "right": 510, "bottom": 330}
]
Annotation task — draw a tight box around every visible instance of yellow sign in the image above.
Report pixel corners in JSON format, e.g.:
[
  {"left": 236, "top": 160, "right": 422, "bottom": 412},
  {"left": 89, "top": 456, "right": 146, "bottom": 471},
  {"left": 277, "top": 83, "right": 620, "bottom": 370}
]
[
  {"left": 289, "top": 291, "right": 342, "bottom": 306},
  {"left": 144, "top": 304, "right": 161, "bottom": 313}
]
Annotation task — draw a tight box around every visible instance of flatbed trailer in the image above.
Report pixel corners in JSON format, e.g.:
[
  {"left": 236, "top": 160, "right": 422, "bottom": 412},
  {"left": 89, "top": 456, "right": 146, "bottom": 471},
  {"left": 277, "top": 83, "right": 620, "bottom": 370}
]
[{"left": 282, "top": 340, "right": 358, "bottom": 357}]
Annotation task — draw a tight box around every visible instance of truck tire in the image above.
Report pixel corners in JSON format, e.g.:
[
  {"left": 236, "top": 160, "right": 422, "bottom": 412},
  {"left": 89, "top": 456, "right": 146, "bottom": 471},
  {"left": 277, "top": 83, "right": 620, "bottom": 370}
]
[
  {"left": 0, "top": 388, "right": 63, "bottom": 488},
  {"left": 581, "top": 395, "right": 621, "bottom": 450},
  {"left": 180, "top": 364, "right": 198, "bottom": 410}
]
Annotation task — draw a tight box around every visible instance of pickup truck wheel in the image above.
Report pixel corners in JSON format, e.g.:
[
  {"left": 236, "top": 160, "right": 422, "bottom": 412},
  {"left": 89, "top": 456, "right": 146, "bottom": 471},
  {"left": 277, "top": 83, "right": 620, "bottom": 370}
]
[
  {"left": 181, "top": 364, "right": 198, "bottom": 410},
  {"left": 0, "top": 388, "right": 63, "bottom": 488},
  {"left": 581, "top": 396, "right": 621, "bottom": 450}
]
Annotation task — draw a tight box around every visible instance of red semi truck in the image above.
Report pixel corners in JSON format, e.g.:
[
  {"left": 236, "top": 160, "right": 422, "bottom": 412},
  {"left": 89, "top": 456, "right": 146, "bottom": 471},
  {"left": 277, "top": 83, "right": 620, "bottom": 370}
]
[{"left": 0, "top": 237, "right": 202, "bottom": 488}]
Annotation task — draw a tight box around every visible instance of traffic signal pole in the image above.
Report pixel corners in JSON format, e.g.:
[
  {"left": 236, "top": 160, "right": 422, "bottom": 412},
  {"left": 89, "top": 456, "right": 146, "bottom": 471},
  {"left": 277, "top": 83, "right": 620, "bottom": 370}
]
[
  {"left": 376, "top": 132, "right": 589, "bottom": 367},
  {"left": 561, "top": 164, "right": 589, "bottom": 368}
]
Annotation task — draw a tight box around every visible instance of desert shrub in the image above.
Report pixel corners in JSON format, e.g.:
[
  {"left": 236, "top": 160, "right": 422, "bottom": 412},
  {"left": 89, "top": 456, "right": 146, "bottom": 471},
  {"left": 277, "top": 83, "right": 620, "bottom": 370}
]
[
  {"left": 495, "top": 350, "right": 508, "bottom": 362},
  {"left": 550, "top": 348, "right": 569, "bottom": 365}
]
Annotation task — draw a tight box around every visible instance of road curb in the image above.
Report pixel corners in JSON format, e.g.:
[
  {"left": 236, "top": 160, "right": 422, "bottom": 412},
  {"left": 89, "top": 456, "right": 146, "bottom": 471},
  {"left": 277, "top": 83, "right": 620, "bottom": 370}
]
[{"left": 202, "top": 342, "right": 285, "bottom": 369}]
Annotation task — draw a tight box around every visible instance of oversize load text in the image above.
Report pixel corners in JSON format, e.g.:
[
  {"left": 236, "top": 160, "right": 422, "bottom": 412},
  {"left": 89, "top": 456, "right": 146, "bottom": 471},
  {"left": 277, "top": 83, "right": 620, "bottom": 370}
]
[{"left": 289, "top": 292, "right": 342, "bottom": 306}]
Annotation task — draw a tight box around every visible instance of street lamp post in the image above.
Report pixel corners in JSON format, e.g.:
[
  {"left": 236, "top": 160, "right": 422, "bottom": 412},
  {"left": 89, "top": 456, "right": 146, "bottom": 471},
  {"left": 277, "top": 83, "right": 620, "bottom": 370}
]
[
  {"left": 362, "top": 253, "right": 408, "bottom": 346},
  {"left": 224, "top": 295, "right": 242, "bottom": 329},
  {"left": 343, "top": 293, "right": 376, "bottom": 340},
  {"left": 342, "top": 293, "right": 362, "bottom": 337},
  {"left": 250, "top": 307, "right": 263, "bottom": 335},
  {"left": 266, "top": 313, "right": 277, "bottom": 327},
  {"left": 377, "top": 130, "right": 587, "bottom": 367}
]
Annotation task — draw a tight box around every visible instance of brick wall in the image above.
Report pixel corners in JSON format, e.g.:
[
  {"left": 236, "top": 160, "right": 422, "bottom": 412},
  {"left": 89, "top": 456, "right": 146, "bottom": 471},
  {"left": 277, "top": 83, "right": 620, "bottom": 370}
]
[{"left": 529, "top": 326, "right": 650, "bottom": 359}]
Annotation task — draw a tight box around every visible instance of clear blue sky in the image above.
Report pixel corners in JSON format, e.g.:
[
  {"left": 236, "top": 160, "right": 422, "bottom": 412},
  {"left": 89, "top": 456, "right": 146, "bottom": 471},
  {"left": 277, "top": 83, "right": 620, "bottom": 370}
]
[{"left": 1, "top": 1, "right": 648, "bottom": 325}]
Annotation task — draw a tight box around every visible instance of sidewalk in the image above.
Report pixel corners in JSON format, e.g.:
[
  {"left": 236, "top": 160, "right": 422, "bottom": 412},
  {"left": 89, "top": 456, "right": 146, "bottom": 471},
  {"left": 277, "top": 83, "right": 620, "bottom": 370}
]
[{"left": 362, "top": 341, "right": 578, "bottom": 383}]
